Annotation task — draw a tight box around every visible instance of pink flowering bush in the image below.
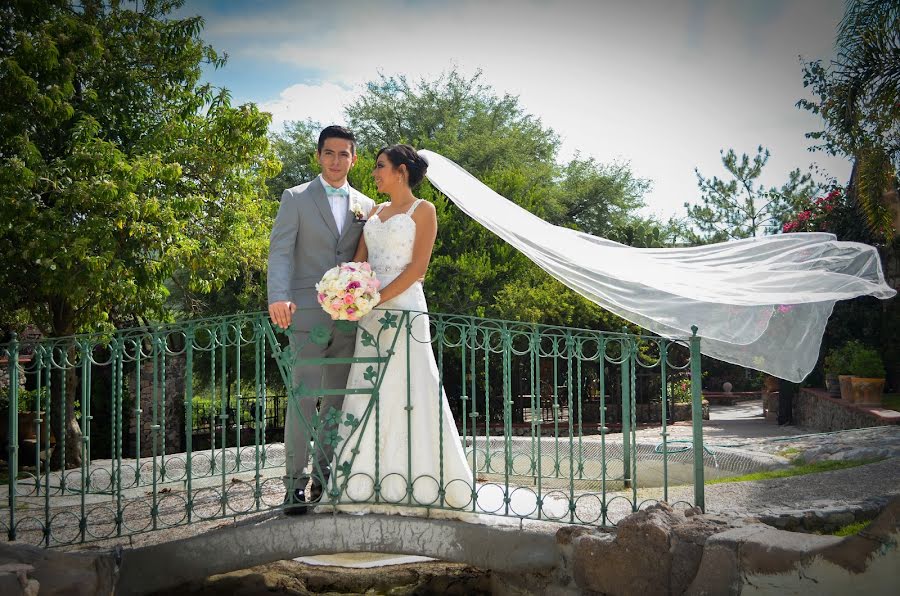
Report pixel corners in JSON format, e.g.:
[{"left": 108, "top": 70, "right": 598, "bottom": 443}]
[{"left": 782, "top": 189, "right": 842, "bottom": 233}]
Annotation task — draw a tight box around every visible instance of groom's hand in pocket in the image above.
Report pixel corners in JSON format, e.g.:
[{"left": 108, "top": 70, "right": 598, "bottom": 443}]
[{"left": 269, "top": 301, "right": 297, "bottom": 329}]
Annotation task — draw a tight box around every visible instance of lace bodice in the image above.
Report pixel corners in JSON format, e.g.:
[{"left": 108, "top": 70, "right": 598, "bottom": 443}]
[{"left": 364, "top": 200, "right": 422, "bottom": 276}]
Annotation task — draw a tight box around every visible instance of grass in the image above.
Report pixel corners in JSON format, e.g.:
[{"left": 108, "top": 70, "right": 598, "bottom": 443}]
[
  {"left": 775, "top": 446, "right": 802, "bottom": 459},
  {"left": 707, "top": 458, "right": 881, "bottom": 485},
  {"left": 882, "top": 393, "right": 900, "bottom": 412},
  {"left": 830, "top": 519, "right": 872, "bottom": 537}
]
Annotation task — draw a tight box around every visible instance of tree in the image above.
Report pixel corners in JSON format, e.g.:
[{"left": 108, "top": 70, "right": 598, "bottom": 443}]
[
  {"left": 552, "top": 155, "right": 652, "bottom": 238},
  {"left": 683, "top": 146, "right": 821, "bottom": 243},
  {"left": 798, "top": 0, "right": 899, "bottom": 240},
  {"left": 0, "top": 0, "right": 278, "bottom": 467},
  {"left": 267, "top": 119, "right": 321, "bottom": 200}
]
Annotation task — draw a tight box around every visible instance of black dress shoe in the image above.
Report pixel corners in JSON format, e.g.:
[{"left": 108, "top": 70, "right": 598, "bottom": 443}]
[
  {"left": 283, "top": 489, "right": 309, "bottom": 516},
  {"left": 307, "top": 482, "right": 323, "bottom": 504}
]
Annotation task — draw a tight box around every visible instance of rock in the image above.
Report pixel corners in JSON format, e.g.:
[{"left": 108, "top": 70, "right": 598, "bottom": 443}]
[
  {"left": 801, "top": 510, "right": 824, "bottom": 532},
  {"left": 555, "top": 524, "right": 597, "bottom": 546},
  {"left": 0, "top": 542, "right": 117, "bottom": 596},
  {"left": 0, "top": 572, "right": 27, "bottom": 596},
  {"left": 570, "top": 503, "right": 736, "bottom": 596},
  {"left": 167, "top": 558, "right": 492, "bottom": 596},
  {"left": 827, "top": 512, "right": 855, "bottom": 528}
]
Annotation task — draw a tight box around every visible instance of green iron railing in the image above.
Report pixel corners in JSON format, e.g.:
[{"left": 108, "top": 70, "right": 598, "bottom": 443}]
[{"left": 1, "top": 310, "right": 706, "bottom": 546}]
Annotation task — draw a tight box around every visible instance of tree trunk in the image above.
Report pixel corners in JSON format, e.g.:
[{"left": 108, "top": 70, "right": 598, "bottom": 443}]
[{"left": 48, "top": 298, "right": 83, "bottom": 470}]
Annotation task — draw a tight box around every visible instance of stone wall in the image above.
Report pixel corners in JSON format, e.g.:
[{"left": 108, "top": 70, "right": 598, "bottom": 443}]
[
  {"left": 126, "top": 353, "right": 186, "bottom": 458},
  {"left": 794, "top": 387, "right": 900, "bottom": 432}
]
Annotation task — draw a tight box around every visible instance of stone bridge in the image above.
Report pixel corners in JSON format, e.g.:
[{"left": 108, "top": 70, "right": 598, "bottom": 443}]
[{"left": 5, "top": 498, "right": 895, "bottom": 595}]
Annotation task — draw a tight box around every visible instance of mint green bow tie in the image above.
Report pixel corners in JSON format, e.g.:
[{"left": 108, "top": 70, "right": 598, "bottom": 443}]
[{"left": 324, "top": 185, "right": 348, "bottom": 198}]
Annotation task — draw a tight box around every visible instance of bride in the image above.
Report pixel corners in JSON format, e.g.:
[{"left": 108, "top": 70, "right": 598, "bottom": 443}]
[{"left": 325, "top": 144, "right": 479, "bottom": 518}]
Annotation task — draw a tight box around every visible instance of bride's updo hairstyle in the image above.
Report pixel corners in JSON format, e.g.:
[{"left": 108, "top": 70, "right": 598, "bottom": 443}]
[{"left": 377, "top": 144, "right": 429, "bottom": 188}]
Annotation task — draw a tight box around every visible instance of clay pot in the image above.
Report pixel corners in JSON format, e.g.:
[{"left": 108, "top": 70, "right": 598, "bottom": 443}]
[
  {"left": 838, "top": 375, "right": 854, "bottom": 400},
  {"left": 850, "top": 377, "right": 885, "bottom": 405}
]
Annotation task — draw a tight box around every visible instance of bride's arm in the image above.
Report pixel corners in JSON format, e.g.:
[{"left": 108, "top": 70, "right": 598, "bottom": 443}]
[
  {"left": 351, "top": 205, "right": 380, "bottom": 262},
  {"left": 376, "top": 202, "right": 437, "bottom": 304}
]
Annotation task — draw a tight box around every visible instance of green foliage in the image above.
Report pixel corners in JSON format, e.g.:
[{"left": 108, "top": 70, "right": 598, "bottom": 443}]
[
  {"left": 848, "top": 344, "right": 886, "bottom": 378},
  {"left": 683, "top": 146, "right": 821, "bottom": 243},
  {"left": 0, "top": 387, "right": 48, "bottom": 414},
  {"left": 797, "top": 0, "right": 900, "bottom": 240},
  {"left": 492, "top": 268, "right": 630, "bottom": 331},
  {"left": 830, "top": 519, "right": 871, "bottom": 537},
  {"left": 825, "top": 339, "right": 885, "bottom": 378},
  {"left": 0, "top": 0, "right": 278, "bottom": 468},
  {"left": 552, "top": 155, "right": 651, "bottom": 238},
  {"left": 0, "top": 1, "right": 279, "bottom": 333},
  {"left": 824, "top": 342, "right": 852, "bottom": 375},
  {"left": 668, "top": 372, "right": 693, "bottom": 404},
  {"left": 267, "top": 119, "right": 321, "bottom": 200}
]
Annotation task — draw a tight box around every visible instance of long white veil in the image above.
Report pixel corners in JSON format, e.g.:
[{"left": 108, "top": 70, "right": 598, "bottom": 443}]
[{"left": 420, "top": 150, "right": 896, "bottom": 382}]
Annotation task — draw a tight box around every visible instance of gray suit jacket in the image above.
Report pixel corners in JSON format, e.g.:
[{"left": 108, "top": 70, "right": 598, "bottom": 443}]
[{"left": 268, "top": 177, "right": 376, "bottom": 310}]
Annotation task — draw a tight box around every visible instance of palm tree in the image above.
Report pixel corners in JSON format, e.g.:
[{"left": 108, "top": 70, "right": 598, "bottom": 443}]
[{"left": 799, "top": 0, "right": 900, "bottom": 239}]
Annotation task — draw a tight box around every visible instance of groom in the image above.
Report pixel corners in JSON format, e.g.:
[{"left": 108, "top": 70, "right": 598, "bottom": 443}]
[{"left": 268, "top": 125, "right": 376, "bottom": 515}]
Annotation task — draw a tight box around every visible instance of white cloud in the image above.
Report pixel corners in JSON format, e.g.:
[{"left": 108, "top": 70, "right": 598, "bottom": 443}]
[{"left": 259, "top": 82, "right": 359, "bottom": 130}]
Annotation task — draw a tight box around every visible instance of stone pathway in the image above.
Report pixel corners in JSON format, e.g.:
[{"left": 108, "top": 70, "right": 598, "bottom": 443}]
[
  {"left": 626, "top": 401, "right": 900, "bottom": 530},
  {"left": 650, "top": 399, "right": 900, "bottom": 463}
]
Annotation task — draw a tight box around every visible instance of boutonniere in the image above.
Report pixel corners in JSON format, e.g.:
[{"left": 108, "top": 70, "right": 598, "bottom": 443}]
[{"left": 350, "top": 201, "right": 366, "bottom": 221}]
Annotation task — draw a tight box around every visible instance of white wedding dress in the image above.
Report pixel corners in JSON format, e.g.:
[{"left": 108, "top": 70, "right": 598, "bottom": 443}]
[{"left": 328, "top": 199, "right": 481, "bottom": 519}]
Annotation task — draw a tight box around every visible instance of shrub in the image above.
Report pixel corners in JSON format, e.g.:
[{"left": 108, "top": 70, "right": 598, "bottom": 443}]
[
  {"left": 669, "top": 372, "right": 694, "bottom": 403},
  {"left": 824, "top": 341, "right": 856, "bottom": 375},
  {"left": 849, "top": 345, "right": 886, "bottom": 378},
  {"left": 0, "top": 387, "right": 48, "bottom": 413}
]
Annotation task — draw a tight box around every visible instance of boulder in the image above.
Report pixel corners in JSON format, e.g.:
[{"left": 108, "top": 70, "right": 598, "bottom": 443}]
[
  {"left": 0, "top": 542, "right": 118, "bottom": 596},
  {"left": 567, "top": 503, "right": 737, "bottom": 596}
]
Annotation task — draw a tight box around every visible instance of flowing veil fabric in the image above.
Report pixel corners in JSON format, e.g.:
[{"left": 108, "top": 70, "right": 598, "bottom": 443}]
[{"left": 420, "top": 150, "right": 896, "bottom": 382}]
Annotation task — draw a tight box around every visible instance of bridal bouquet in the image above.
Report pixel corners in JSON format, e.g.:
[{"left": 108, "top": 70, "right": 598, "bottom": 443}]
[{"left": 316, "top": 262, "right": 381, "bottom": 321}]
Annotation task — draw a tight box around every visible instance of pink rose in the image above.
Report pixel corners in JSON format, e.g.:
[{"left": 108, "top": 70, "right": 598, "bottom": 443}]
[
  {"left": 317, "top": 292, "right": 326, "bottom": 303},
  {"left": 347, "top": 281, "right": 361, "bottom": 290},
  {"left": 343, "top": 293, "right": 355, "bottom": 305},
  {"left": 331, "top": 299, "right": 343, "bottom": 311}
]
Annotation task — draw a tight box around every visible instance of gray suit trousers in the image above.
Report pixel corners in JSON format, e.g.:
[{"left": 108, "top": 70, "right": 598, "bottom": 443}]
[{"left": 284, "top": 308, "right": 357, "bottom": 492}]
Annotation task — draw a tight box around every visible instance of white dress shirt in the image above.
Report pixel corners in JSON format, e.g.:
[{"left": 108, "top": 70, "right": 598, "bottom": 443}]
[{"left": 320, "top": 175, "right": 349, "bottom": 232}]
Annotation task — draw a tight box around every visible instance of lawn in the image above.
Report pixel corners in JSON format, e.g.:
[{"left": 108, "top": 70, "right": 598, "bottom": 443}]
[{"left": 707, "top": 458, "right": 880, "bottom": 485}]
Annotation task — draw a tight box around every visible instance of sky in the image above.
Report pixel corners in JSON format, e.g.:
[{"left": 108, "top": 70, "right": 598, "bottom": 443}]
[{"left": 176, "top": 0, "right": 852, "bottom": 220}]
